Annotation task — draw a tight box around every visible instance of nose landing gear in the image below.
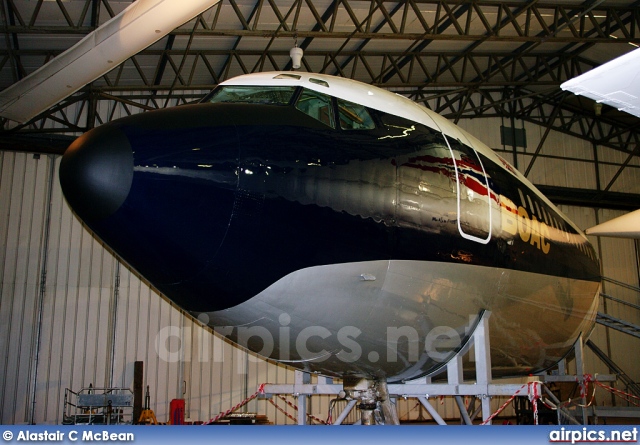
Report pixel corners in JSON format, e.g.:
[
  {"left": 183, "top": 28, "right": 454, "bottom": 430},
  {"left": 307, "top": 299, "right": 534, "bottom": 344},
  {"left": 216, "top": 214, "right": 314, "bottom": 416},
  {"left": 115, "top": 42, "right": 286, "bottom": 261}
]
[{"left": 343, "top": 378, "right": 400, "bottom": 425}]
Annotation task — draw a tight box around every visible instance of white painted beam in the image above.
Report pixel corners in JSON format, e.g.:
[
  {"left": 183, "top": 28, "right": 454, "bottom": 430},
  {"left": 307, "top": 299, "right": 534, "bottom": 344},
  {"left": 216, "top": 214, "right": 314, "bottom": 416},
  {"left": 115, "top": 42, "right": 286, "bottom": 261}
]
[{"left": 0, "top": 0, "right": 221, "bottom": 124}]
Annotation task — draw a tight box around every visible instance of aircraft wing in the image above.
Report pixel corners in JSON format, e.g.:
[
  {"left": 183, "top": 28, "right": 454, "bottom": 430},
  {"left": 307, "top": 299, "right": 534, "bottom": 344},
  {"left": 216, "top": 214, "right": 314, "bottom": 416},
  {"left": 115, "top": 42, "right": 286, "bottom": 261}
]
[
  {"left": 561, "top": 47, "right": 640, "bottom": 118},
  {"left": 586, "top": 209, "right": 640, "bottom": 239}
]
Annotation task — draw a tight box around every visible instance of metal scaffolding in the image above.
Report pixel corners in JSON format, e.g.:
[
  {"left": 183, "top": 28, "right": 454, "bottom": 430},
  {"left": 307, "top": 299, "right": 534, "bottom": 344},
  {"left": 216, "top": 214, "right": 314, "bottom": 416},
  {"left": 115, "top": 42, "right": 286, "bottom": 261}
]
[{"left": 259, "top": 311, "right": 618, "bottom": 425}]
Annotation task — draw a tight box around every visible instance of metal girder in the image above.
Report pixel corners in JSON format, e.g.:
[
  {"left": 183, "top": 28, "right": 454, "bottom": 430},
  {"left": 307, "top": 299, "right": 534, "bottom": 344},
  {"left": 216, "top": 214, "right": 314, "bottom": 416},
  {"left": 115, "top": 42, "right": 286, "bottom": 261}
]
[
  {"left": 0, "top": 50, "right": 602, "bottom": 89},
  {"left": 412, "top": 0, "right": 540, "bottom": 93},
  {"left": 462, "top": 0, "right": 613, "bottom": 85},
  {"left": 7, "top": 27, "right": 640, "bottom": 42},
  {"left": 399, "top": 0, "right": 637, "bottom": 102},
  {"left": 404, "top": 87, "right": 640, "bottom": 154},
  {"left": 0, "top": 0, "right": 619, "bottom": 133},
  {"left": 3, "top": 1, "right": 640, "bottom": 40},
  {"left": 2, "top": 0, "right": 640, "bottom": 93},
  {"left": 379, "top": 2, "right": 471, "bottom": 83},
  {"left": 497, "top": 0, "right": 640, "bottom": 89},
  {"left": 516, "top": 90, "right": 640, "bottom": 154},
  {"left": 535, "top": 185, "right": 640, "bottom": 210},
  {"left": 1, "top": 0, "right": 25, "bottom": 82},
  {"left": 262, "top": 382, "right": 536, "bottom": 397},
  {"left": 0, "top": 133, "right": 74, "bottom": 154},
  {"left": 523, "top": 93, "right": 567, "bottom": 178}
]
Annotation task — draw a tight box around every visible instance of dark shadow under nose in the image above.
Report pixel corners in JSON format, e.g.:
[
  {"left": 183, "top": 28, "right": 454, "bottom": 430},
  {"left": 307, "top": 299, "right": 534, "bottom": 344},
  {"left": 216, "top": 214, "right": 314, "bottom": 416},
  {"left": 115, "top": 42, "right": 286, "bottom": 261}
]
[{"left": 60, "top": 124, "right": 133, "bottom": 221}]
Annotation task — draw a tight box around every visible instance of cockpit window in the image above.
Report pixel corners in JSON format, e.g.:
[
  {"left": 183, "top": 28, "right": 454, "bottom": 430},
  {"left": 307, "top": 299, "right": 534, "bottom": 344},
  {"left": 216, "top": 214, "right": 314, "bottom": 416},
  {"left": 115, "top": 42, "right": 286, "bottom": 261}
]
[
  {"left": 337, "top": 99, "right": 375, "bottom": 131},
  {"left": 208, "top": 86, "right": 296, "bottom": 105},
  {"left": 295, "top": 89, "right": 335, "bottom": 128}
]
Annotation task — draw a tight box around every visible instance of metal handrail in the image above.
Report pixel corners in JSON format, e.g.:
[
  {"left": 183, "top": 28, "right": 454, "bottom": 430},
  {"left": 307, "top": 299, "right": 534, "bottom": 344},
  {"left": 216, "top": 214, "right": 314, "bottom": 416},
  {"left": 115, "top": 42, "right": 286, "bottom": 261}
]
[
  {"left": 586, "top": 340, "right": 640, "bottom": 400},
  {"left": 77, "top": 387, "right": 132, "bottom": 393},
  {"left": 602, "top": 276, "right": 640, "bottom": 294},
  {"left": 600, "top": 275, "right": 640, "bottom": 313},
  {"left": 592, "top": 277, "right": 640, "bottom": 404},
  {"left": 600, "top": 293, "right": 640, "bottom": 312},
  {"left": 63, "top": 386, "right": 134, "bottom": 425}
]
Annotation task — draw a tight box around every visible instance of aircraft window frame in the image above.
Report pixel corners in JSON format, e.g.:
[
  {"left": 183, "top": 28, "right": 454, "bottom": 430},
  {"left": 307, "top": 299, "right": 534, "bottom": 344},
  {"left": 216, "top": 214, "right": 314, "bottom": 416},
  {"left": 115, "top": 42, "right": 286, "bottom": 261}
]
[
  {"left": 206, "top": 86, "right": 297, "bottom": 105},
  {"left": 309, "top": 78, "right": 330, "bottom": 88},
  {"left": 273, "top": 74, "right": 301, "bottom": 80},
  {"left": 295, "top": 89, "right": 336, "bottom": 129},
  {"left": 337, "top": 98, "right": 376, "bottom": 131}
]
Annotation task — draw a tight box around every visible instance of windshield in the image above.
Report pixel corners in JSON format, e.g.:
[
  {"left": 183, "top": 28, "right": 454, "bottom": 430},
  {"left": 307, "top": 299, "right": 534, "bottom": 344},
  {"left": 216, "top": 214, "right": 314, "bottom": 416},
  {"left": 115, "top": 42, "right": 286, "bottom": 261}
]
[{"left": 207, "top": 86, "right": 297, "bottom": 105}]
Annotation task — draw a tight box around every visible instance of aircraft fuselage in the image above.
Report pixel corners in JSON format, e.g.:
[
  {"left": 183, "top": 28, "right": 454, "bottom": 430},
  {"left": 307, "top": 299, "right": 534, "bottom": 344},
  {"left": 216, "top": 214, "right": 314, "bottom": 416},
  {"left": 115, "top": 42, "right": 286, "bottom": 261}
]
[{"left": 59, "top": 72, "right": 600, "bottom": 381}]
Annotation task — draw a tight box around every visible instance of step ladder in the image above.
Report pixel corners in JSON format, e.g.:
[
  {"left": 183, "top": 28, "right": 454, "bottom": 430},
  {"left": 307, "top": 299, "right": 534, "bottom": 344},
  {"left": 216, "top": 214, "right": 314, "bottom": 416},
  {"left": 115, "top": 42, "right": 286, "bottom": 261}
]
[
  {"left": 592, "top": 279, "right": 640, "bottom": 401},
  {"left": 595, "top": 312, "right": 640, "bottom": 339},
  {"left": 586, "top": 339, "right": 640, "bottom": 399}
]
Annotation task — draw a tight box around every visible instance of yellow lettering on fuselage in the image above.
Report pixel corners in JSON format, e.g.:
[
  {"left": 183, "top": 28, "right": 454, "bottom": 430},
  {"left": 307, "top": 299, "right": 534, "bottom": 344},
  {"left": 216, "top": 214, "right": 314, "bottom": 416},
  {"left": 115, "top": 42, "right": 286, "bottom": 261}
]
[
  {"left": 517, "top": 206, "right": 531, "bottom": 243},
  {"left": 500, "top": 195, "right": 552, "bottom": 255},
  {"left": 540, "top": 220, "right": 551, "bottom": 254},
  {"left": 529, "top": 215, "right": 542, "bottom": 249},
  {"left": 501, "top": 195, "right": 518, "bottom": 236}
]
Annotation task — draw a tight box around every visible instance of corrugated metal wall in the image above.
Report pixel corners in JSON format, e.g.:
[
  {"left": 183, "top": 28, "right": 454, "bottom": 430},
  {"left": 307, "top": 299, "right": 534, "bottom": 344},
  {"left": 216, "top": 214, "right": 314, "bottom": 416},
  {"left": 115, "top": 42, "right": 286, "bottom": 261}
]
[
  {"left": 0, "top": 151, "right": 51, "bottom": 424},
  {"left": 0, "top": 152, "right": 305, "bottom": 425},
  {"left": 1, "top": 115, "right": 639, "bottom": 424}
]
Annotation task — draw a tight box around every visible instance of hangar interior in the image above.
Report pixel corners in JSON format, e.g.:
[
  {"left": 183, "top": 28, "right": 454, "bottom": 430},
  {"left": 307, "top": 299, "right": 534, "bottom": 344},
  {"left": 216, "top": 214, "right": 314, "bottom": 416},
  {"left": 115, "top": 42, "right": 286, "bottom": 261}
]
[{"left": 0, "top": 0, "right": 639, "bottom": 425}]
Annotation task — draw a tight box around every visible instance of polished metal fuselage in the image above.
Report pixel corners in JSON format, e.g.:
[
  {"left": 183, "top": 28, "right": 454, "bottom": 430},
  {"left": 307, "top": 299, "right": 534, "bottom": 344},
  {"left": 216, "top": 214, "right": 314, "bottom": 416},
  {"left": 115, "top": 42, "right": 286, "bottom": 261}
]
[{"left": 59, "top": 71, "right": 601, "bottom": 382}]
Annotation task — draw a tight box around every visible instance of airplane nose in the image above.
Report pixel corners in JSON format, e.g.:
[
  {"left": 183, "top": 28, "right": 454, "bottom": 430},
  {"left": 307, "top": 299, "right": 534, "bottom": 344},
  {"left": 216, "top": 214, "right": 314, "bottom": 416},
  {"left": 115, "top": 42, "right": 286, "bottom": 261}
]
[{"left": 60, "top": 124, "right": 133, "bottom": 221}]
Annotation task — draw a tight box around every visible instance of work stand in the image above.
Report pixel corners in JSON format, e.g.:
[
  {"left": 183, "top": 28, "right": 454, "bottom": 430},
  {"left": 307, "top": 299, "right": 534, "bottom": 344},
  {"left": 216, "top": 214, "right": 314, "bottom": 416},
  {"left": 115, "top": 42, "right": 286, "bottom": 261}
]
[{"left": 260, "top": 311, "right": 615, "bottom": 425}]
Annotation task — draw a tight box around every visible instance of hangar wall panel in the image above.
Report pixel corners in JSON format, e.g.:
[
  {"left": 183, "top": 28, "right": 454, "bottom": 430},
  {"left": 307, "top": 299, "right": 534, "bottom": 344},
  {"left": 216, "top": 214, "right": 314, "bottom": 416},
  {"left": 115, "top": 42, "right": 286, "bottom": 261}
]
[
  {"left": 34, "top": 171, "right": 116, "bottom": 424},
  {"left": 598, "top": 152, "right": 640, "bottom": 194},
  {"left": 595, "top": 208, "right": 640, "bottom": 393},
  {"left": 456, "top": 117, "right": 503, "bottom": 150},
  {"left": 559, "top": 206, "right": 621, "bottom": 405},
  {"left": 457, "top": 118, "right": 599, "bottom": 191},
  {"left": 559, "top": 206, "right": 640, "bottom": 405},
  {"left": 462, "top": 116, "right": 638, "bottom": 197},
  {"left": 459, "top": 116, "right": 640, "bottom": 232},
  {"left": 0, "top": 151, "right": 50, "bottom": 424},
  {"left": 1, "top": 134, "right": 640, "bottom": 424}
]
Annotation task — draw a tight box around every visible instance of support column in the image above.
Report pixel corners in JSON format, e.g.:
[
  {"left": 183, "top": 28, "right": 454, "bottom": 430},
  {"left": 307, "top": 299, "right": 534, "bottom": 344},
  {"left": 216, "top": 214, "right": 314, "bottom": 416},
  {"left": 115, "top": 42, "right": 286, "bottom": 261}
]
[
  {"left": 574, "top": 335, "right": 588, "bottom": 424},
  {"left": 376, "top": 380, "right": 399, "bottom": 425},
  {"left": 333, "top": 400, "right": 357, "bottom": 425},
  {"left": 417, "top": 396, "right": 446, "bottom": 425},
  {"left": 295, "top": 370, "right": 310, "bottom": 425},
  {"left": 474, "top": 311, "right": 492, "bottom": 424},
  {"left": 558, "top": 358, "right": 567, "bottom": 376},
  {"left": 447, "top": 345, "right": 472, "bottom": 425},
  {"left": 447, "top": 352, "right": 463, "bottom": 386},
  {"left": 455, "top": 396, "right": 474, "bottom": 425}
]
